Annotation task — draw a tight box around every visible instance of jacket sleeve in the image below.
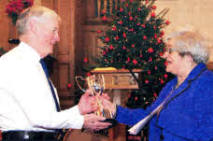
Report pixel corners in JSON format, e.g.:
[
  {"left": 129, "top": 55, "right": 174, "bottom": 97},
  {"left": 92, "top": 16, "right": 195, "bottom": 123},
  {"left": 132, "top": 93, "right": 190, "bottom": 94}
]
[
  {"left": 115, "top": 106, "right": 147, "bottom": 126},
  {"left": 115, "top": 82, "right": 173, "bottom": 126}
]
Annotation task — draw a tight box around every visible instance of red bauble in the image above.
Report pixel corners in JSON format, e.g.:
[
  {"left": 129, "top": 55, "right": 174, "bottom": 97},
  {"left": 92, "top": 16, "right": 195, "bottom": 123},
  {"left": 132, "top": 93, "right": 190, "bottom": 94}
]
[
  {"left": 129, "top": 28, "right": 134, "bottom": 32},
  {"left": 83, "top": 57, "right": 88, "bottom": 63},
  {"left": 122, "top": 46, "right": 127, "bottom": 50},
  {"left": 123, "top": 32, "right": 127, "bottom": 38},
  {"left": 148, "top": 48, "right": 154, "bottom": 53},
  {"left": 112, "top": 26, "right": 117, "bottom": 31},
  {"left": 160, "top": 79, "right": 164, "bottom": 84},
  {"left": 67, "top": 83, "right": 72, "bottom": 89},
  {"left": 126, "top": 57, "right": 130, "bottom": 63},
  {"left": 165, "top": 20, "right": 170, "bottom": 25},
  {"left": 157, "top": 38, "right": 161, "bottom": 44},
  {"left": 145, "top": 80, "right": 149, "bottom": 84},
  {"left": 97, "top": 30, "right": 102, "bottom": 33},
  {"left": 102, "top": 16, "right": 107, "bottom": 21},
  {"left": 109, "top": 45, "right": 114, "bottom": 50},
  {"left": 132, "top": 59, "right": 138, "bottom": 65},
  {"left": 86, "top": 72, "right": 92, "bottom": 77},
  {"left": 159, "top": 52, "right": 164, "bottom": 57},
  {"left": 151, "top": 12, "right": 156, "bottom": 17},
  {"left": 128, "top": 94, "right": 131, "bottom": 98},
  {"left": 118, "top": 20, "right": 123, "bottom": 25},
  {"left": 102, "top": 51, "right": 106, "bottom": 55},
  {"left": 154, "top": 92, "right": 158, "bottom": 98},
  {"left": 152, "top": 5, "right": 157, "bottom": 10},
  {"left": 160, "top": 31, "right": 165, "bottom": 37},
  {"left": 115, "top": 35, "right": 119, "bottom": 40},
  {"left": 164, "top": 74, "right": 168, "bottom": 78},
  {"left": 143, "top": 35, "right": 147, "bottom": 40},
  {"left": 141, "top": 24, "right": 146, "bottom": 28},
  {"left": 105, "top": 37, "right": 110, "bottom": 42}
]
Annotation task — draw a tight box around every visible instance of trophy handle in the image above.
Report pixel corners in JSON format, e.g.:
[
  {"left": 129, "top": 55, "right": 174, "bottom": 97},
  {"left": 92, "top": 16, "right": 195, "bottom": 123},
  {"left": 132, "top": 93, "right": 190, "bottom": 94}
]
[
  {"left": 75, "top": 76, "right": 86, "bottom": 93},
  {"left": 100, "top": 74, "right": 105, "bottom": 95}
]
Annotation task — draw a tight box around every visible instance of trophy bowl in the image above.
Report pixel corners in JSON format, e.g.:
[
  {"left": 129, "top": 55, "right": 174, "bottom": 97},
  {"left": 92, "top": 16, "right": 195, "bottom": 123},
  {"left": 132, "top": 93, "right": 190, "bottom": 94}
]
[{"left": 75, "top": 74, "right": 116, "bottom": 121}]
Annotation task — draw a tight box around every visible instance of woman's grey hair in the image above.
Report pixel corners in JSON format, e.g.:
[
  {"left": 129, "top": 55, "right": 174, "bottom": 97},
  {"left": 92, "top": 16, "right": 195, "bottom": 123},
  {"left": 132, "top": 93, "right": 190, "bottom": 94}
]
[
  {"left": 16, "top": 6, "right": 61, "bottom": 36},
  {"left": 166, "top": 30, "right": 210, "bottom": 64}
]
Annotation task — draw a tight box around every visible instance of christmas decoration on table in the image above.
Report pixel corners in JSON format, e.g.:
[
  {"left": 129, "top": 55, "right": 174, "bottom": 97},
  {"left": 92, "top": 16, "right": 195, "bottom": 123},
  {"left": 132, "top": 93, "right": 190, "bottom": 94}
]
[{"left": 6, "top": 0, "right": 34, "bottom": 25}]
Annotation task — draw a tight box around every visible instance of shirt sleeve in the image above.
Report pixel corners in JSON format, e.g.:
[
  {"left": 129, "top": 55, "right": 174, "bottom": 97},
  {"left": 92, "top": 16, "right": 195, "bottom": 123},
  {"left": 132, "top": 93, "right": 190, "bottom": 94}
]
[{"left": 30, "top": 106, "right": 84, "bottom": 129}]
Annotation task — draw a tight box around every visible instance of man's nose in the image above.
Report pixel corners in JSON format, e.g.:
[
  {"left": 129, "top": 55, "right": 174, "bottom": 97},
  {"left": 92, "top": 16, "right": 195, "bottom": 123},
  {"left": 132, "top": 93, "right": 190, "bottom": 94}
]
[{"left": 55, "top": 33, "right": 60, "bottom": 42}]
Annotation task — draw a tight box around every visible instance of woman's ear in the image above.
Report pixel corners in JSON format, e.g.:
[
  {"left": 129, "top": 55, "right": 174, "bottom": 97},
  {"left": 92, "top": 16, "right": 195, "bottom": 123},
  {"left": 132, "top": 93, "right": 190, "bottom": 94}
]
[{"left": 185, "top": 54, "right": 194, "bottom": 64}]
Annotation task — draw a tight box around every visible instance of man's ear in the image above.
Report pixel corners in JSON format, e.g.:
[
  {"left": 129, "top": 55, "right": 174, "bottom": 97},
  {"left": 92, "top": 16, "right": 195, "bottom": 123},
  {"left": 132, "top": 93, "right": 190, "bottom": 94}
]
[{"left": 28, "top": 18, "right": 39, "bottom": 35}]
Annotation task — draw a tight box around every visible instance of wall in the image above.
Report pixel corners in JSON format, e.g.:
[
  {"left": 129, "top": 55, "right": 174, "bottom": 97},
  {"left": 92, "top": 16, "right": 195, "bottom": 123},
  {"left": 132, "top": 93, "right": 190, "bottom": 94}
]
[
  {"left": 0, "top": 0, "right": 13, "bottom": 50},
  {"left": 156, "top": 0, "right": 213, "bottom": 61}
]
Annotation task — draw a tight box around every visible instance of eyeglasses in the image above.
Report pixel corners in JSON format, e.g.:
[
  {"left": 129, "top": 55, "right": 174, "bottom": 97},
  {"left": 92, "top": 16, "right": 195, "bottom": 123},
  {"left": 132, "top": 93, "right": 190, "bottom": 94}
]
[{"left": 165, "top": 48, "right": 175, "bottom": 54}]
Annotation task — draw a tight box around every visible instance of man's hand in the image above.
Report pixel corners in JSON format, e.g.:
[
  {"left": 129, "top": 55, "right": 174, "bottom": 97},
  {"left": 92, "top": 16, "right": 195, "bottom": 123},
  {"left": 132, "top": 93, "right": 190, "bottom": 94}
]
[
  {"left": 83, "top": 114, "right": 111, "bottom": 131},
  {"left": 78, "top": 89, "right": 98, "bottom": 115}
]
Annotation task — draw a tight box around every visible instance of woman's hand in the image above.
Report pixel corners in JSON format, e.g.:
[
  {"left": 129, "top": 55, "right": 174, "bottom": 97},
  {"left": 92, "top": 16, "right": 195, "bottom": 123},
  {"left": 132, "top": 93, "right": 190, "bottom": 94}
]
[{"left": 99, "top": 94, "right": 117, "bottom": 118}]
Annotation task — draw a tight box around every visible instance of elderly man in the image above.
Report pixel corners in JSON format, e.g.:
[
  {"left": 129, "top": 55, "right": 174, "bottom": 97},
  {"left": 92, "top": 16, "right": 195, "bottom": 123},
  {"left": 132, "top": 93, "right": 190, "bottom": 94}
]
[{"left": 0, "top": 6, "right": 110, "bottom": 141}]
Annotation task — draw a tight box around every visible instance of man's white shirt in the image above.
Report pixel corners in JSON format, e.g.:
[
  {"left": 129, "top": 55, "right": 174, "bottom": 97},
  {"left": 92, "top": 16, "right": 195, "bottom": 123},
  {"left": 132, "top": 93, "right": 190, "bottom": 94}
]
[{"left": 0, "top": 42, "right": 84, "bottom": 131}]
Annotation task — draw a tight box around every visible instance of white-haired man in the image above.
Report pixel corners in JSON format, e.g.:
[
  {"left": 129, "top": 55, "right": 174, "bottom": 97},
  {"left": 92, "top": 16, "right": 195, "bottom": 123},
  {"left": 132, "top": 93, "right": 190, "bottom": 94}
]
[{"left": 0, "top": 6, "right": 110, "bottom": 141}]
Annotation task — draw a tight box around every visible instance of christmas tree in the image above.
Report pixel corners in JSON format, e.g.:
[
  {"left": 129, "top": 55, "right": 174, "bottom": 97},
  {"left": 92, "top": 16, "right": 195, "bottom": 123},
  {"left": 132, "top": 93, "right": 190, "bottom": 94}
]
[{"left": 97, "top": 0, "right": 173, "bottom": 109}]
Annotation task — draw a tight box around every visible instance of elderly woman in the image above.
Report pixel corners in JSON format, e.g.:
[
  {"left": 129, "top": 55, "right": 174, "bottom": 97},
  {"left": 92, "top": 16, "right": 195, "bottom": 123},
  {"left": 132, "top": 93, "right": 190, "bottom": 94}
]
[{"left": 103, "top": 30, "right": 213, "bottom": 141}]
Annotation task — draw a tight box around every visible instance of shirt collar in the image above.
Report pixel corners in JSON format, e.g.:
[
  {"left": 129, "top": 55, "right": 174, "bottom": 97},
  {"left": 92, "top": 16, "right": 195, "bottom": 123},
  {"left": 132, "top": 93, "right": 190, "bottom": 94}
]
[{"left": 18, "top": 41, "right": 41, "bottom": 63}]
